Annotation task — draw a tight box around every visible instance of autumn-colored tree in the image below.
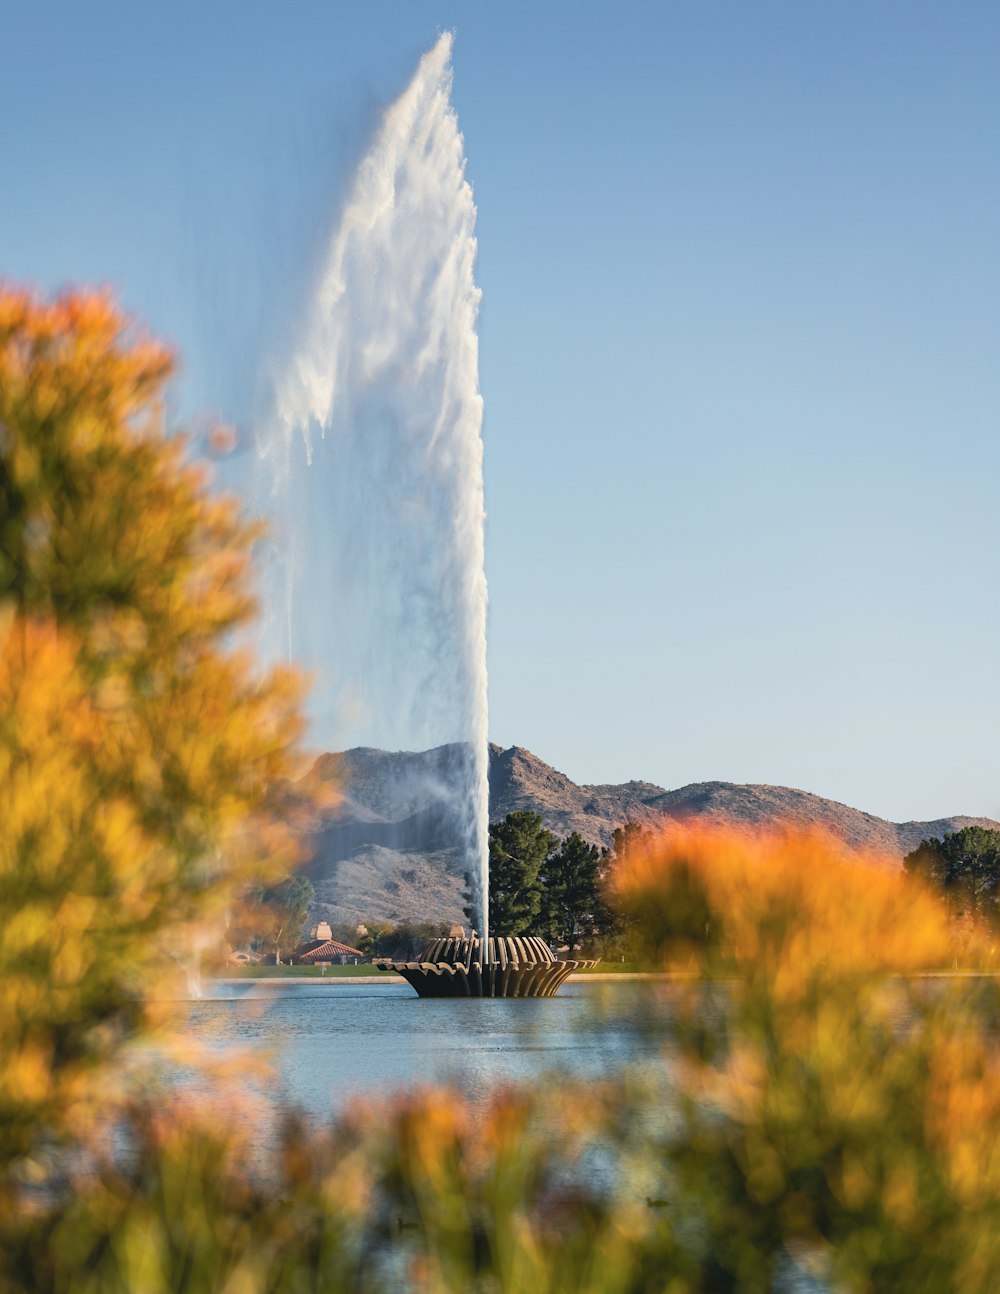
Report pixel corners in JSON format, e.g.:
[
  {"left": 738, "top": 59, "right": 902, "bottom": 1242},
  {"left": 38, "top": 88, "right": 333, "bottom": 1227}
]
[
  {"left": 609, "top": 825, "right": 1000, "bottom": 1291},
  {"left": 592, "top": 821, "right": 652, "bottom": 960},
  {"left": 0, "top": 287, "right": 309, "bottom": 1194},
  {"left": 12, "top": 287, "right": 1000, "bottom": 1294},
  {"left": 11, "top": 824, "right": 1000, "bottom": 1294}
]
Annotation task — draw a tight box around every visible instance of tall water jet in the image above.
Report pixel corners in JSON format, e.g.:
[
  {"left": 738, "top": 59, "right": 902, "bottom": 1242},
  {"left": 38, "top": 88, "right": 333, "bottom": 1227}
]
[{"left": 258, "top": 33, "right": 490, "bottom": 944}]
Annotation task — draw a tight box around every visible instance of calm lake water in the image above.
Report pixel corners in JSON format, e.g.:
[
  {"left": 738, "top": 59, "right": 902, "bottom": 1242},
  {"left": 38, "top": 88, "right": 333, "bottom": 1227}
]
[
  {"left": 183, "top": 978, "right": 824, "bottom": 1292},
  {"left": 184, "top": 979, "right": 666, "bottom": 1121}
]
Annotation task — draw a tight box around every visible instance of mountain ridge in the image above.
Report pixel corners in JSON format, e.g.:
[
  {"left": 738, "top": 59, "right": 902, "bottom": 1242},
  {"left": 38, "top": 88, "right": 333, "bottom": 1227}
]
[{"left": 300, "top": 743, "right": 999, "bottom": 928}]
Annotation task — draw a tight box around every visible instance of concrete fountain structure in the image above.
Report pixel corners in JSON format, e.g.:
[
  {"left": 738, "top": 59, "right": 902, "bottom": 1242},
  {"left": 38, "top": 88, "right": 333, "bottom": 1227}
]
[{"left": 376, "top": 935, "right": 597, "bottom": 999}]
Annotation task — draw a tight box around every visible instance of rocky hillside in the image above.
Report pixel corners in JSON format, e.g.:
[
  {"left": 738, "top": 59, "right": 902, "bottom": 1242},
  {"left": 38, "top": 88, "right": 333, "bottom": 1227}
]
[{"left": 300, "top": 743, "right": 1000, "bottom": 928}]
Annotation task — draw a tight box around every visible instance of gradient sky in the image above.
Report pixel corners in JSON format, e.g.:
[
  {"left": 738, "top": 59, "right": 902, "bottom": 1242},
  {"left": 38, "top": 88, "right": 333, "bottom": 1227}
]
[{"left": 4, "top": 1, "right": 998, "bottom": 821}]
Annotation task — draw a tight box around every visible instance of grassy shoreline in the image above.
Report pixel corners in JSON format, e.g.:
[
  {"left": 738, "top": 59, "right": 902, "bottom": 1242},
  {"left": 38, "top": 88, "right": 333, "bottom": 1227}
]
[
  {"left": 211, "top": 961, "right": 653, "bottom": 980},
  {"left": 209, "top": 963, "right": 1000, "bottom": 985}
]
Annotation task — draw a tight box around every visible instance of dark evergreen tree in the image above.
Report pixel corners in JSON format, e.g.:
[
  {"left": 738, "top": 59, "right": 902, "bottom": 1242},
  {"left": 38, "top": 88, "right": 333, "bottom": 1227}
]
[
  {"left": 485, "top": 811, "right": 556, "bottom": 937},
  {"left": 466, "top": 817, "right": 646, "bottom": 947},
  {"left": 605, "top": 821, "right": 653, "bottom": 864},
  {"left": 539, "top": 832, "right": 605, "bottom": 950},
  {"left": 903, "top": 826, "right": 1000, "bottom": 924},
  {"left": 382, "top": 921, "right": 441, "bottom": 961}
]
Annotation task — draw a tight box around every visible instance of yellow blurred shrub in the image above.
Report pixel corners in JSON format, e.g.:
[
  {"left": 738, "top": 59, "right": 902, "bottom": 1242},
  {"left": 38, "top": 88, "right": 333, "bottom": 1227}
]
[
  {"left": 605, "top": 825, "right": 1000, "bottom": 1291},
  {"left": 0, "top": 287, "right": 307, "bottom": 1197},
  {"left": 4, "top": 286, "right": 1000, "bottom": 1292}
]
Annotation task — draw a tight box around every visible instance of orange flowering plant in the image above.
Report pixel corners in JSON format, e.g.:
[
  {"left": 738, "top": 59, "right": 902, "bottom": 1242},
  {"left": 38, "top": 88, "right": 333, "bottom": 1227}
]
[
  {"left": 603, "top": 825, "right": 1000, "bottom": 1291},
  {"left": 6, "top": 284, "right": 1000, "bottom": 1294},
  {"left": 0, "top": 287, "right": 309, "bottom": 1196}
]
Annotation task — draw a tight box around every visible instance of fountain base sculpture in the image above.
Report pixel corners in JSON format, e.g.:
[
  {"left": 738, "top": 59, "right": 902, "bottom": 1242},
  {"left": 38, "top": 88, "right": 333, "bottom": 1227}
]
[{"left": 376, "top": 935, "right": 597, "bottom": 998}]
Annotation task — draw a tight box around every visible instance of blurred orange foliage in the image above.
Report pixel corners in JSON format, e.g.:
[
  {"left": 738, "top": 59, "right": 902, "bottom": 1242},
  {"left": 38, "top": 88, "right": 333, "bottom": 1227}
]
[
  {"left": 603, "top": 825, "right": 1000, "bottom": 1290},
  {"left": 5, "top": 284, "right": 1000, "bottom": 1292},
  {"left": 0, "top": 286, "right": 310, "bottom": 1194},
  {"left": 611, "top": 822, "right": 961, "bottom": 979}
]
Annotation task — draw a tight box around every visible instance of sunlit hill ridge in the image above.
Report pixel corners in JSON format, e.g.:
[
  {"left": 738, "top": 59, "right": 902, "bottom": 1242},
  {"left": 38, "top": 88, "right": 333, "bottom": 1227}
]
[{"left": 299, "top": 743, "right": 1000, "bottom": 928}]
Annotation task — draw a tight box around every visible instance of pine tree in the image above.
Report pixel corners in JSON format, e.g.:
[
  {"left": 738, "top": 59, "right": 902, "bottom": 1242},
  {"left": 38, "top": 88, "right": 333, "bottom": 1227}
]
[
  {"left": 539, "top": 832, "right": 604, "bottom": 950},
  {"left": 486, "top": 811, "right": 555, "bottom": 936},
  {"left": 904, "top": 826, "right": 1000, "bottom": 924}
]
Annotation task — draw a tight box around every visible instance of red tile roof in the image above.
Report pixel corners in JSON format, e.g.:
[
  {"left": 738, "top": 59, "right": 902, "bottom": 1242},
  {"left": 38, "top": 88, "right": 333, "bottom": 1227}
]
[{"left": 293, "top": 938, "right": 365, "bottom": 963}]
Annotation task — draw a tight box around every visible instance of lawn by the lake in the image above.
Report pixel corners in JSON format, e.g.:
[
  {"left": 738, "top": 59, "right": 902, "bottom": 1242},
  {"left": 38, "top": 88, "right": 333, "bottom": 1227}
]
[{"left": 214, "top": 961, "right": 652, "bottom": 979}]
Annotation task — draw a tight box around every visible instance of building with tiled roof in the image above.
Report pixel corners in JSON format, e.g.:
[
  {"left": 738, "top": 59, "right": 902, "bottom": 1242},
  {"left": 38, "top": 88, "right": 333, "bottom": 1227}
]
[{"left": 291, "top": 937, "right": 365, "bottom": 965}]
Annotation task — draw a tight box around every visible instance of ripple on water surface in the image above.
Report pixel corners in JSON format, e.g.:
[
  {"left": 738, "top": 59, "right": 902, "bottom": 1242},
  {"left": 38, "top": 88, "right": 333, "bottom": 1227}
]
[{"left": 182, "top": 980, "right": 665, "bottom": 1120}]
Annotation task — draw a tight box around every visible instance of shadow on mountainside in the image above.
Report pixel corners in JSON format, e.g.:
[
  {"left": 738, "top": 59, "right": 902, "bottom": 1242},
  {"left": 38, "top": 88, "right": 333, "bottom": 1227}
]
[{"left": 297, "top": 742, "right": 1000, "bottom": 929}]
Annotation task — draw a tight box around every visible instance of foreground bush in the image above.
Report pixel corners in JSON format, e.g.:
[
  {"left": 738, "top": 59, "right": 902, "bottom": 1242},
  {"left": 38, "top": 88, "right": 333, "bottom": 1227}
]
[
  {"left": 607, "top": 825, "right": 1000, "bottom": 1292},
  {"left": 4, "top": 286, "right": 1000, "bottom": 1293},
  {"left": 5, "top": 824, "right": 1000, "bottom": 1291},
  {"left": 0, "top": 287, "right": 308, "bottom": 1207}
]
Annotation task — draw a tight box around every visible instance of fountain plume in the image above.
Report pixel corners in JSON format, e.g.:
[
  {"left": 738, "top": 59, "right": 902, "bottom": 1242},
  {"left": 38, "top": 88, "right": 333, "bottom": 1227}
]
[{"left": 258, "top": 33, "right": 489, "bottom": 945}]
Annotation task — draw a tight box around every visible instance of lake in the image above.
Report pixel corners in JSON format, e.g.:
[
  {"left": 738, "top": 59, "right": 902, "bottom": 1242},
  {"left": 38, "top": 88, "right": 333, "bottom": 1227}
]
[
  {"left": 184, "top": 978, "right": 667, "bottom": 1122},
  {"left": 181, "top": 978, "right": 826, "bottom": 1292}
]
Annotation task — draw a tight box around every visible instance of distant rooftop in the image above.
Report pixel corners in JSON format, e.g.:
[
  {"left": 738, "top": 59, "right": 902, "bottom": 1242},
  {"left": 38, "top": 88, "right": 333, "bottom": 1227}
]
[{"left": 293, "top": 938, "right": 364, "bottom": 963}]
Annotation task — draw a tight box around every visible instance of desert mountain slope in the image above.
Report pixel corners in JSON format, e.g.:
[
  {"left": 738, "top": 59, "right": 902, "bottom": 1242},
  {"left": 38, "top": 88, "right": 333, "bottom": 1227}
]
[{"left": 300, "top": 743, "right": 999, "bottom": 927}]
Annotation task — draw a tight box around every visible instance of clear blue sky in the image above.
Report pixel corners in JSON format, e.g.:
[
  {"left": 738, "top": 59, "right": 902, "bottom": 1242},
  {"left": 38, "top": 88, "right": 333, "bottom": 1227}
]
[{"left": 4, "top": 1, "right": 999, "bottom": 821}]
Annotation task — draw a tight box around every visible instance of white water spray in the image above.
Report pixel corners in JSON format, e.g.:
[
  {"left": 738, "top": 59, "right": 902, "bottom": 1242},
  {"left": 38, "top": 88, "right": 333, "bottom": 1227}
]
[{"left": 258, "top": 34, "right": 489, "bottom": 946}]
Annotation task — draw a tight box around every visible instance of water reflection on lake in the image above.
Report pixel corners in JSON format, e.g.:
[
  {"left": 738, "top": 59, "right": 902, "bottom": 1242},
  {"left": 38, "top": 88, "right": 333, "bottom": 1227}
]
[
  {"left": 183, "top": 980, "right": 667, "bottom": 1121},
  {"left": 183, "top": 979, "right": 830, "bottom": 1292}
]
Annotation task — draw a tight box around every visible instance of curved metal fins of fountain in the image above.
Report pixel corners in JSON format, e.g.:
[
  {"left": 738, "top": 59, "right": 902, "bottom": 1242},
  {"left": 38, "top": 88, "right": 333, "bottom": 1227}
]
[{"left": 376, "top": 935, "right": 597, "bottom": 998}]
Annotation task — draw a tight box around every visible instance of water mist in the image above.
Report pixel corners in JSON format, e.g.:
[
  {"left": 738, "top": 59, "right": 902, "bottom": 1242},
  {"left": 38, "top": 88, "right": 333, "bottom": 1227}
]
[{"left": 258, "top": 34, "right": 490, "bottom": 947}]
